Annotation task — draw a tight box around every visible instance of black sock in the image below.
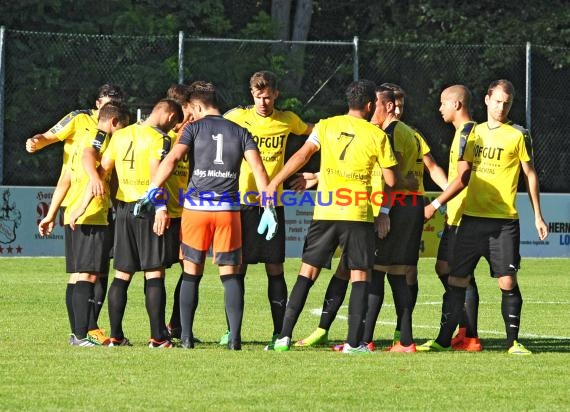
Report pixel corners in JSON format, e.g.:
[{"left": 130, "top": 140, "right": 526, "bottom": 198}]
[
  {"left": 145, "top": 278, "right": 167, "bottom": 340},
  {"left": 180, "top": 273, "right": 201, "bottom": 341},
  {"left": 388, "top": 275, "right": 413, "bottom": 346},
  {"left": 168, "top": 273, "right": 183, "bottom": 329},
  {"left": 222, "top": 274, "right": 244, "bottom": 347},
  {"left": 408, "top": 282, "right": 419, "bottom": 315},
  {"left": 279, "top": 275, "right": 314, "bottom": 339},
  {"left": 362, "top": 270, "right": 385, "bottom": 343},
  {"left": 72, "top": 281, "right": 94, "bottom": 339},
  {"left": 501, "top": 285, "right": 523, "bottom": 347},
  {"left": 267, "top": 273, "right": 287, "bottom": 335},
  {"left": 465, "top": 277, "right": 480, "bottom": 338},
  {"left": 66, "top": 283, "right": 75, "bottom": 334},
  {"left": 88, "top": 275, "right": 108, "bottom": 330},
  {"left": 318, "top": 275, "right": 349, "bottom": 330},
  {"left": 107, "top": 278, "right": 130, "bottom": 339},
  {"left": 435, "top": 285, "right": 466, "bottom": 347},
  {"left": 347, "top": 281, "right": 368, "bottom": 347}
]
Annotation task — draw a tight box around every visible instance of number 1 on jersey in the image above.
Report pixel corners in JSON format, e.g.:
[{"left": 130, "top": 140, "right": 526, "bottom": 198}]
[{"left": 212, "top": 134, "right": 224, "bottom": 164}]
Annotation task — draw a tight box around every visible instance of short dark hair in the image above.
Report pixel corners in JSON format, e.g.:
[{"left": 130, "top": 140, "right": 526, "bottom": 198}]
[
  {"left": 250, "top": 71, "right": 278, "bottom": 91},
  {"left": 380, "top": 83, "right": 405, "bottom": 100},
  {"left": 166, "top": 84, "right": 192, "bottom": 105},
  {"left": 375, "top": 85, "right": 396, "bottom": 105},
  {"left": 154, "top": 98, "right": 184, "bottom": 124},
  {"left": 189, "top": 81, "right": 219, "bottom": 108},
  {"left": 97, "top": 84, "right": 124, "bottom": 101},
  {"left": 99, "top": 101, "right": 130, "bottom": 126},
  {"left": 487, "top": 79, "right": 515, "bottom": 97},
  {"left": 345, "top": 79, "right": 377, "bottom": 110}
]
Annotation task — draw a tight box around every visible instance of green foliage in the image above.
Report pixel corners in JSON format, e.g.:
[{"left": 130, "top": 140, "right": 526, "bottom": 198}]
[{"left": 1, "top": 257, "right": 569, "bottom": 409}]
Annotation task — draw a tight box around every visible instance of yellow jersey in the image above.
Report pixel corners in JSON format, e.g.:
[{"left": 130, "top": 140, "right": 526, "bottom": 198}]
[
  {"left": 104, "top": 124, "right": 171, "bottom": 202},
  {"left": 446, "top": 121, "right": 477, "bottom": 226},
  {"left": 224, "top": 106, "right": 310, "bottom": 205},
  {"left": 308, "top": 115, "right": 397, "bottom": 222},
  {"left": 384, "top": 120, "right": 421, "bottom": 195},
  {"left": 410, "top": 130, "right": 431, "bottom": 194},
  {"left": 64, "top": 128, "right": 111, "bottom": 225},
  {"left": 463, "top": 121, "right": 532, "bottom": 219},
  {"left": 163, "top": 129, "right": 190, "bottom": 218},
  {"left": 49, "top": 109, "right": 99, "bottom": 206}
]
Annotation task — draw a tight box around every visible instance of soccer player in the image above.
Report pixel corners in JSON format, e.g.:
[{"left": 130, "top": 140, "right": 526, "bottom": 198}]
[
  {"left": 422, "top": 85, "right": 482, "bottom": 351},
  {"left": 139, "top": 81, "right": 272, "bottom": 350},
  {"left": 222, "top": 70, "right": 313, "bottom": 348},
  {"left": 29, "top": 84, "right": 125, "bottom": 344},
  {"left": 420, "top": 79, "right": 548, "bottom": 355},
  {"left": 39, "top": 102, "right": 130, "bottom": 345},
  {"left": 95, "top": 98, "right": 183, "bottom": 348},
  {"left": 265, "top": 79, "right": 398, "bottom": 353}
]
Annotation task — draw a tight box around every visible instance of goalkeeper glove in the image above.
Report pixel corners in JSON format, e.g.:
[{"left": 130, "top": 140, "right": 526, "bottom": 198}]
[{"left": 257, "top": 205, "right": 278, "bottom": 241}]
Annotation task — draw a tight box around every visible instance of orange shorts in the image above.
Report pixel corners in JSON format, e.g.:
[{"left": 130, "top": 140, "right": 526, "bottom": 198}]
[{"left": 180, "top": 209, "right": 242, "bottom": 265}]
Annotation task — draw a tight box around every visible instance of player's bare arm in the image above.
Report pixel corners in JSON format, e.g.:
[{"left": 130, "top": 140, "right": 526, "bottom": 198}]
[
  {"left": 38, "top": 168, "right": 71, "bottom": 236},
  {"left": 244, "top": 148, "right": 271, "bottom": 201},
  {"left": 521, "top": 159, "right": 548, "bottom": 240},
  {"left": 26, "top": 131, "right": 59, "bottom": 153},
  {"left": 423, "top": 153, "right": 448, "bottom": 190},
  {"left": 425, "top": 160, "right": 471, "bottom": 221},
  {"left": 289, "top": 172, "right": 319, "bottom": 192},
  {"left": 82, "top": 146, "right": 105, "bottom": 197},
  {"left": 266, "top": 140, "right": 319, "bottom": 195}
]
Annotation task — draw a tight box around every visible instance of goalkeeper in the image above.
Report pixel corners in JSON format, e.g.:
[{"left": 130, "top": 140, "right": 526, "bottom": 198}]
[{"left": 137, "top": 81, "right": 273, "bottom": 351}]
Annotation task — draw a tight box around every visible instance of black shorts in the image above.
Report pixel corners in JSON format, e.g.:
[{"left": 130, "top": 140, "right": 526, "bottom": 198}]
[
  {"left": 450, "top": 215, "right": 521, "bottom": 278},
  {"left": 164, "top": 217, "right": 181, "bottom": 268},
  {"left": 302, "top": 220, "right": 375, "bottom": 270},
  {"left": 240, "top": 205, "right": 285, "bottom": 264},
  {"left": 107, "top": 208, "right": 115, "bottom": 260},
  {"left": 64, "top": 224, "right": 111, "bottom": 274},
  {"left": 436, "top": 223, "right": 460, "bottom": 262},
  {"left": 375, "top": 194, "right": 424, "bottom": 266},
  {"left": 113, "top": 201, "right": 167, "bottom": 273}
]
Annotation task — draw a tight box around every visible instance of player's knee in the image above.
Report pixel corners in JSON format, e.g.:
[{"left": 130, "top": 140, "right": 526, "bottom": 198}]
[{"left": 448, "top": 275, "right": 471, "bottom": 288}]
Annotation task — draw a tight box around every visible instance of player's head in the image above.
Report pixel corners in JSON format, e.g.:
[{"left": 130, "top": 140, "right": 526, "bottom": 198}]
[
  {"left": 149, "top": 98, "right": 184, "bottom": 132},
  {"left": 249, "top": 70, "right": 279, "bottom": 118},
  {"left": 345, "top": 79, "right": 377, "bottom": 121},
  {"left": 380, "top": 83, "right": 405, "bottom": 119},
  {"left": 96, "top": 84, "right": 125, "bottom": 108},
  {"left": 98, "top": 101, "right": 131, "bottom": 134},
  {"left": 166, "top": 83, "right": 194, "bottom": 127},
  {"left": 187, "top": 81, "right": 220, "bottom": 120},
  {"left": 371, "top": 85, "right": 396, "bottom": 126},
  {"left": 439, "top": 85, "right": 472, "bottom": 124},
  {"left": 485, "top": 79, "right": 514, "bottom": 123}
]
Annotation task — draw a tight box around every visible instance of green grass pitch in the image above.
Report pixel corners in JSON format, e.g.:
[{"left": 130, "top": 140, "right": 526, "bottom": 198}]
[{"left": 1, "top": 257, "right": 569, "bottom": 410}]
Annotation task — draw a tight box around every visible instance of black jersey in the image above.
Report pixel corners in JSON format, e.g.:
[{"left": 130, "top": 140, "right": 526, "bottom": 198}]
[{"left": 179, "top": 115, "right": 258, "bottom": 211}]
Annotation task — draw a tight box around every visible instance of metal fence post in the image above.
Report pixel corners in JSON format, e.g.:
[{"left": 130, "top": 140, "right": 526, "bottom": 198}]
[
  {"left": 178, "top": 30, "right": 184, "bottom": 84},
  {"left": 0, "top": 26, "right": 5, "bottom": 184},
  {"left": 525, "top": 41, "right": 532, "bottom": 131},
  {"left": 353, "top": 36, "right": 359, "bottom": 81}
]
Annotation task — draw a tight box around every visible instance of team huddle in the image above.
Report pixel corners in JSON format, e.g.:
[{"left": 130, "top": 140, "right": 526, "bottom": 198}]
[{"left": 26, "top": 71, "right": 548, "bottom": 354}]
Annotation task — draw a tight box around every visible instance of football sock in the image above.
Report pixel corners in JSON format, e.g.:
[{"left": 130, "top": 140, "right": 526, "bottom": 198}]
[
  {"left": 408, "top": 282, "right": 419, "bottom": 314},
  {"left": 72, "top": 281, "right": 94, "bottom": 339},
  {"left": 145, "top": 278, "right": 166, "bottom": 340},
  {"left": 318, "top": 275, "right": 349, "bottom": 330},
  {"left": 388, "top": 274, "right": 413, "bottom": 346},
  {"left": 279, "top": 275, "right": 314, "bottom": 339},
  {"left": 88, "top": 275, "right": 108, "bottom": 330},
  {"left": 465, "top": 277, "right": 480, "bottom": 338},
  {"left": 168, "top": 273, "right": 183, "bottom": 329},
  {"left": 435, "top": 285, "right": 466, "bottom": 347},
  {"left": 362, "top": 270, "right": 385, "bottom": 343},
  {"left": 222, "top": 274, "right": 244, "bottom": 345},
  {"left": 65, "top": 283, "right": 75, "bottom": 333},
  {"left": 267, "top": 273, "right": 287, "bottom": 335},
  {"left": 501, "top": 285, "right": 523, "bottom": 347},
  {"left": 108, "top": 278, "right": 130, "bottom": 339},
  {"left": 180, "top": 273, "right": 201, "bottom": 341},
  {"left": 347, "top": 281, "right": 368, "bottom": 348}
]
